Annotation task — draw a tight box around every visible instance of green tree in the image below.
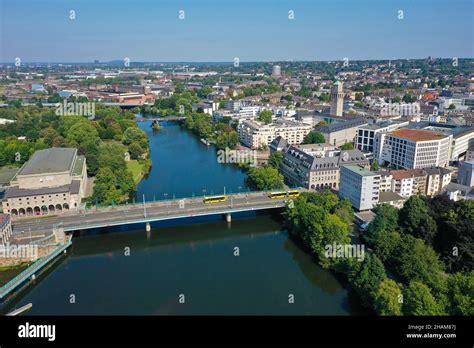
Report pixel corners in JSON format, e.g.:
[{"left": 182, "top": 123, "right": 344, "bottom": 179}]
[
  {"left": 122, "top": 127, "right": 148, "bottom": 149},
  {"left": 303, "top": 131, "right": 325, "bottom": 144},
  {"left": 348, "top": 253, "right": 387, "bottom": 306},
  {"left": 268, "top": 151, "right": 283, "bottom": 169},
  {"left": 395, "top": 235, "right": 446, "bottom": 293},
  {"left": 247, "top": 167, "right": 284, "bottom": 190},
  {"left": 215, "top": 130, "right": 239, "bottom": 150},
  {"left": 402, "top": 281, "right": 445, "bottom": 315},
  {"left": 446, "top": 272, "right": 474, "bottom": 315},
  {"left": 66, "top": 121, "right": 100, "bottom": 153},
  {"left": 257, "top": 110, "right": 273, "bottom": 124},
  {"left": 374, "top": 279, "right": 403, "bottom": 316},
  {"left": 303, "top": 190, "right": 340, "bottom": 212},
  {"left": 372, "top": 159, "right": 379, "bottom": 171},
  {"left": 92, "top": 167, "right": 121, "bottom": 205},
  {"left": 434, "top": 199, "right": 474, "bottom": 272},
  {"left": 128, "top": 142, "right": 145, "bottom": 159},
  {"left": 340, "top": 142, "right": 354, "bottom": 150},
  {"left": 399, "top": 195, "right": 437, "bottom": 244}
]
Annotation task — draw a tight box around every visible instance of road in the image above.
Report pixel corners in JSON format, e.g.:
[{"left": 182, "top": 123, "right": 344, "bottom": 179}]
[{"left": 11, "top": 191, "right": 293, "bottom": 241}]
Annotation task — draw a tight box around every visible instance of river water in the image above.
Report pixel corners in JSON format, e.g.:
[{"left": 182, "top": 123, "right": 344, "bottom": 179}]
[{"left": 1, "top": 121, "right": 363, "bottom": 315}]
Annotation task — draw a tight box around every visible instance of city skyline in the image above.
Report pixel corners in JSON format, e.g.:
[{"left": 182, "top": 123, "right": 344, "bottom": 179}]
[{"left": 1, "top": 0, "right": 473, "bottom": 63}]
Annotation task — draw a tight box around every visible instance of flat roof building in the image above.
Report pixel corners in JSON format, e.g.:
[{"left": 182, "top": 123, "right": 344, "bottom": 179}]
[
  {"left": 318, "top": 118, "right": 368, "bottom": 147},
  {"left": 376, "top": 128, "right": 451, "bottom": 169},
  {"left": 2, "top": 148, "right": 89, "bottom": 218},
  {"left": 238, "top": 119, "right": 311, "bottom": 149},
  {"left": 339, "top": 165, "right": 381, "bottom": 211}
]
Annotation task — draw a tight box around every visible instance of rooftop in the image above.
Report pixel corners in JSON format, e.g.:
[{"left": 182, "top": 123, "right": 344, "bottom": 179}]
[
  {"left": 390, "top": 129, "right": 446, "bottom": 142},
  {"left": 0, "top": 167, "right": 19, "bottom": 185},
  {"left": 4, "top": 180, "right": 81, "bottom": 199},
  {"left": 318, "top": 118, "right": 367, "bottom": 133},
  {"left": 341, "top": 165, "right": 377, "bottom": 177},
  {"left": 379, "top": 191, "right": 405, "bottom": 203},
  {"left": 18, "top": 148, "right": 77, "bottom": 176},
  {"left": 389, "top": 169, "right": 426, "bottom": 180}
]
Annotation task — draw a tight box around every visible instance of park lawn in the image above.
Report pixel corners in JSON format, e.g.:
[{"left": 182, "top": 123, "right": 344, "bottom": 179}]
[{"left": 127, "top": 160, "right": 145, "bottom": 184}]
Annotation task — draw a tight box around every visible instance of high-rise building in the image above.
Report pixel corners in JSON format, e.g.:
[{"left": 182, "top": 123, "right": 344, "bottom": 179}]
[
  {"left": 272, "top": 65, "right": 281, "bottom": 77},
  {"left": 339, "top": 165, "right": 381, "bottom": 211},
  {"left": 330, "top": 81, "right": 344, "bottom": 117},
  {"left": 376, "top": 129, "right": 451, "bottom": 169},
  {"left": 458, "top": 160, "right": 474, "bottom": 187}
]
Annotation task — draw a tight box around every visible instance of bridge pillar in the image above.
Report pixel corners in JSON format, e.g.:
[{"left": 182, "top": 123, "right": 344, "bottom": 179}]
[
  {"left": 145, "top": 223, "right": 151, "bottom": 232},
  {"left": 225, "top": 213, "right": 231, "bottom": 223}
]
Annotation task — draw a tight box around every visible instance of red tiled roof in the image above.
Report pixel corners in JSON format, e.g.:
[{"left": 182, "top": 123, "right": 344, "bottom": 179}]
[
  {"left": 389, "top": 169, "right": 425, "bottom": 180},
  {"left": 391, "top": 129, "right": 446, "bottom": 142}
]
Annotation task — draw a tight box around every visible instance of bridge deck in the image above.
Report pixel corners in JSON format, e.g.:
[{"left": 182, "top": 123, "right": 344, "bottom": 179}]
[
  {"left": 0, "top": 238, "right": 72, "bottom": 301},
  {"left": 11, "top": 192, "right": 295, "bottom": 237}
]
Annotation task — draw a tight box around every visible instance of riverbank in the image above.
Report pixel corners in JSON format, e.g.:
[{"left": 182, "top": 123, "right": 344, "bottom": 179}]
[{"left": 1, "top": 214, "right": 363, "bottom": 315}]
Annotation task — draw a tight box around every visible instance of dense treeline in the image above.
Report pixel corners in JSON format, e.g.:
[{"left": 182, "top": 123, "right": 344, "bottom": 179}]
[
  {"left": 284, "top": 192, "right": 473, "bottom": 316},
  {"left": 0, "top": 105, "right": 151, "bottom": 205},
  {"left": 184, "top": 113, "right": 239, "bottom": 150}
]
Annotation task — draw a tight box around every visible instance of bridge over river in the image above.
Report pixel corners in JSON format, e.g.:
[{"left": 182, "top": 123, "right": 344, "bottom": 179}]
[
  {"left": 134, "top": 116, "right": 186, "bottom": 122},
  {"left": 10, "top": 191, "right": 297, "bottom": 240}
]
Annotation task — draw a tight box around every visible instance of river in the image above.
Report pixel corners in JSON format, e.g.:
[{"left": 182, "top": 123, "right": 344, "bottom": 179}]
[{"left": 0, "top": 121, "right": 364, "bottom": 315}]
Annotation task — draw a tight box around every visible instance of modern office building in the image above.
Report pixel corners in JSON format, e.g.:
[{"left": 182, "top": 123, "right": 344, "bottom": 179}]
[
  {"left": 355, "top": 120, "right": 409, "bottom": 153},
  {"left": 407, "top": 122, "right": 474, "bottom": 162},
  {"left": 466, "top": 145, "right": 474, "bottom": 161},
  {"left": 238, "top": 119, "right": 311, "bottom": 149},
  {"left": 2, "top": 148, "right": 89, "bottom": 218},
  {"left": 339, "top": 165, "right": 381, "bottom": 211},
  {"left": 376, "top": 129, "right": 451, "bottom": 169},
  {"left": 330, "top": 81, "right": 344, "bottom": 117},
  {"left": 458, "top": 160, "right": 474, "bottom": 187}
]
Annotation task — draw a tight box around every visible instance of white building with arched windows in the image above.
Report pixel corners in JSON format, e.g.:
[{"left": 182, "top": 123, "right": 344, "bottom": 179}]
[{"left": 2, "top": 148, "right": 88, "bottom": 218}]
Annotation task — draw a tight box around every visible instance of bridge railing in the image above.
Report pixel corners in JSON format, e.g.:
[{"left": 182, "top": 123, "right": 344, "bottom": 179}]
[{"left": 82, "top": 188, "right": 304, "bottom": 212}]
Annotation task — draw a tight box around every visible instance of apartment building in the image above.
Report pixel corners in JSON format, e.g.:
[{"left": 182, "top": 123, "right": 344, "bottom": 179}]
[
  {"left": 376, "top": 129, "right": 451, "bottom": 169},
  {"left": 279, "top": 146, "right": 369, "bottom": 190},
  {"left": 238, "top": 119, "right": 311, "bottom": 149},
  {"left": 378, "top": 167, "right": 451, "bottom": 198},
  {"left": 388, "top": 169, "right": 426, "bottom": 197},
  {"left": 339, "top": 165, "right": 381, "bottom": 211},
  {"left": 424, "top": 167, "right": 453, "bottom": 196}
]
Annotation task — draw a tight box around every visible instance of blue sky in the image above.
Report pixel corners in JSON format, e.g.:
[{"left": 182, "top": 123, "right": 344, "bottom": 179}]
[{"left": 0, "top": 0, "right": 473, "bottom": 62}]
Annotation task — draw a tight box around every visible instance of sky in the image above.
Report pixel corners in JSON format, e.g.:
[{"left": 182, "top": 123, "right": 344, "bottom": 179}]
[{"left": 0, "top": 0, "right": 473, "bottom": 63}]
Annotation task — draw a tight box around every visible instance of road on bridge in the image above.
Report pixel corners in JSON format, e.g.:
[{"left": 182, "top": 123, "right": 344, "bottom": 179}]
[{"left": 11, "top": 191, "right": 294, "bottom": 241}]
